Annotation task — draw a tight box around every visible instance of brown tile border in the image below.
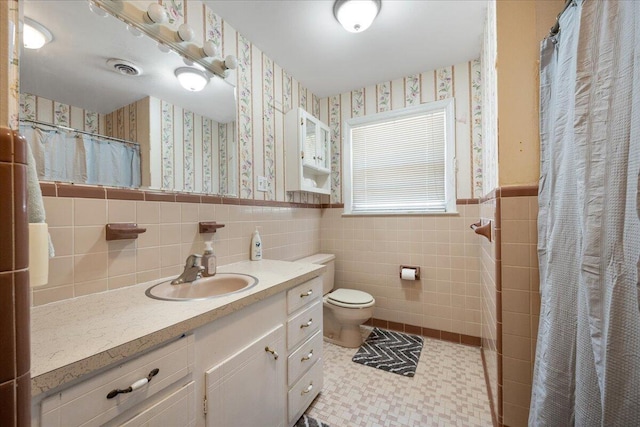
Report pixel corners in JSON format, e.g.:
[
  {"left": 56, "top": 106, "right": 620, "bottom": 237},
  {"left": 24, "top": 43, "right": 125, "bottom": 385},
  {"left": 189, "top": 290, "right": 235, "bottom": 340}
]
[
  {"left": 56, "top": 183, "right": 105, "bottom": 199},
  {"left": 499, "top": 185, "right": 538, "bottom": 198},
  {"left": 369, "top": 318, "right": 481, "bottom": 347},
  {"left": 39, "top": 182, "right": 56, "bottom": 197},
  {"left": 481, "top": 348, "right": 500, "bottom": 427},
  {"left": 106, "top": 188, "right": 145, "bottom": 201},
  {"left": 144, "top": 191, "right": 176, "bottom": 202},
  {"left": 456, "top": 198, "right": 480, "bottom": 205},
  {"left": 39, "top": 182, "right": 324, "bottom": 209}
]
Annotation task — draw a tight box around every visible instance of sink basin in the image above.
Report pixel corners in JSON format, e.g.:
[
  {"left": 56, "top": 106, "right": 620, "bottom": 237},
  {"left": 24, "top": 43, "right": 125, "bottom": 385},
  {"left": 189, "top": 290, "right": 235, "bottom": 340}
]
[{"left": 145, "top": 273, "right": 259, "bottom": 301}]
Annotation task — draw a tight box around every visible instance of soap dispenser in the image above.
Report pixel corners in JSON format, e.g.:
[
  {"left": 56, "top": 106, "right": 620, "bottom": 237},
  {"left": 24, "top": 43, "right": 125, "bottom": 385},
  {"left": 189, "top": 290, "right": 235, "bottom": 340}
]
[
  {"left": 250, "top": 227, "right": 262, "bottom": 261},
  {"left": 202, "top": 241, "right": 217, "bottom": 276}
]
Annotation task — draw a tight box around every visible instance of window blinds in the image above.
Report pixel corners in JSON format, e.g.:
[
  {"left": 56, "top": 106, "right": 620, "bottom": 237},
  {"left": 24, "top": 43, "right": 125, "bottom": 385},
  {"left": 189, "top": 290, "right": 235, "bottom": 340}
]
[{"left": 350, "top": 110, "right": 446, "bottom": 213}]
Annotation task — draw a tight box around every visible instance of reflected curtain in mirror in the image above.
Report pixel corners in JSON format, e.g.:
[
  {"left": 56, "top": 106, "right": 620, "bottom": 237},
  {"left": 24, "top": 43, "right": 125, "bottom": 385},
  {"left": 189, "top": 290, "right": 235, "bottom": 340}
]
[{"left": 21, "top": 124, "right": 141, "bottom": 188}]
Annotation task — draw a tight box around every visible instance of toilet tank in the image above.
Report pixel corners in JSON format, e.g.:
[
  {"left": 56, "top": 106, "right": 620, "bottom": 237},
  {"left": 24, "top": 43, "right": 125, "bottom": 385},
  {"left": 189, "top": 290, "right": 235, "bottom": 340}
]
[{"left": 296, "top": 253, "right": 335, "bottom": 295}]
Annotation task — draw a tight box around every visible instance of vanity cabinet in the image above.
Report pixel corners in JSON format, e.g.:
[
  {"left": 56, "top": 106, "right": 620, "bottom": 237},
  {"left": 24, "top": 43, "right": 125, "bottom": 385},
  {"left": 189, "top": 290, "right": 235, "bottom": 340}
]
[
  {"left": 38, "top": 334, "right": 195, "bottom": 427},
  {"left": 285, "top": 107, "right": 331, "bottom": 194},
  {"left": 285, "top": 277, "right": 324, "bottom": 425}
]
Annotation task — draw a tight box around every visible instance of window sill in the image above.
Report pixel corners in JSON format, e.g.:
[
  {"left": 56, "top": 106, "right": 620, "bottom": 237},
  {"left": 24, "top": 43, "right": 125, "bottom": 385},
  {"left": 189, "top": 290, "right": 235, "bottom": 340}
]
[{"left": 341, "top": 211, "right": 459, "bottom": 217}]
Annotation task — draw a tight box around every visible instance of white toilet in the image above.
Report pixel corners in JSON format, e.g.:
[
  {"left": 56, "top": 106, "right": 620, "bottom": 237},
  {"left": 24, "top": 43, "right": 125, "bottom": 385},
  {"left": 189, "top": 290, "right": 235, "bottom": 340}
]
[{"left": 296, "top": 253, "right": 375, "bottom": 348}]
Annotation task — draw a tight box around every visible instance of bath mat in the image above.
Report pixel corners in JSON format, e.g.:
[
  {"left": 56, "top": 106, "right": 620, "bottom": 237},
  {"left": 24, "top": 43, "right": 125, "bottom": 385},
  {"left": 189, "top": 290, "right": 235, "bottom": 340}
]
[
  {"left": 295, "top": 414, "right": 330, "bottom": 427},
  {"left": 352, "top": 327, "right": 423, "bottom": 377}
]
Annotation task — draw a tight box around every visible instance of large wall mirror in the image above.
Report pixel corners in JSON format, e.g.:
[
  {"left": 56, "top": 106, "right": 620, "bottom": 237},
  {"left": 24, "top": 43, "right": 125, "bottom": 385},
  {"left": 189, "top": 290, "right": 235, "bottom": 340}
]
[{"left": 20, "top": 0, "right": 238, "bottom": 196}]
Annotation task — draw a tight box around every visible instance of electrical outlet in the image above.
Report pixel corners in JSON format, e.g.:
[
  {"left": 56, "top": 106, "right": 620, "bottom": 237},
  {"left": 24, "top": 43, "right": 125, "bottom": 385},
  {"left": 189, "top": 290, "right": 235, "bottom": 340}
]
[{"left": 257, "top": 176, "right": 268, "bottom": 192}]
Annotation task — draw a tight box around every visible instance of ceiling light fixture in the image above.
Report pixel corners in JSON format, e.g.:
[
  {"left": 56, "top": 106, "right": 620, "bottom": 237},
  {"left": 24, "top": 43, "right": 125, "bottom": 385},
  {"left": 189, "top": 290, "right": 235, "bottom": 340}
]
[
  {"left": 175, "top": 67, "right": 210, "bottom": 92},
  {"left": 23, "top": 17, "right": 53, "bottom": 49},
  {"left": 333, "top": 0, "right": 381, "bottom": 33}
]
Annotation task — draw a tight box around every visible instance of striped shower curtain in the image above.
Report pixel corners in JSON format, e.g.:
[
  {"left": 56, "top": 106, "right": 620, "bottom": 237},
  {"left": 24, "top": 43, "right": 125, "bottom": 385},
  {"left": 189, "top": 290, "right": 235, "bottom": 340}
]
[{"left": 531, "top": 0, "right": 640, "bottom": 425}]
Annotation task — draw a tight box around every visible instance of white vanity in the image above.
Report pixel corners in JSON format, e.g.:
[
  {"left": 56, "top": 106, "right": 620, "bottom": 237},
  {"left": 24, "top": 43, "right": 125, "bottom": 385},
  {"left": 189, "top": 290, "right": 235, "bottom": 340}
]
[{"left": 31, "top": 260, "right": 325, "bottom": 427}]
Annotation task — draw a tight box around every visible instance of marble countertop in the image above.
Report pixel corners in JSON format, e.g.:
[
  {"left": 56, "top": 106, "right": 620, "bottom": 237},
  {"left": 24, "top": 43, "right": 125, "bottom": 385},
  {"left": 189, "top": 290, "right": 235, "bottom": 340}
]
[{"left": 31, "top": 259, "right": 324, "bottom": 396}]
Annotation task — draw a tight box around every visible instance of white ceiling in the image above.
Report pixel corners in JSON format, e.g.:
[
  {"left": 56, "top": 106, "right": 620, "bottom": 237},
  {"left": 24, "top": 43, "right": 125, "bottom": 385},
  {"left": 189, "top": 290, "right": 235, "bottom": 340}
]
[{"left": 206, "top": 0, "right": 487, "bottom": 98}]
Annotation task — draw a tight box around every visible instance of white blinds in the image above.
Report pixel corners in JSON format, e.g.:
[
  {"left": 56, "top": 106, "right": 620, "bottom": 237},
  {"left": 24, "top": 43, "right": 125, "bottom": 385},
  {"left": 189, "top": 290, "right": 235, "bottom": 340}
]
[{"left": 350, "top": 110, "right": 446, "bottom": 213}]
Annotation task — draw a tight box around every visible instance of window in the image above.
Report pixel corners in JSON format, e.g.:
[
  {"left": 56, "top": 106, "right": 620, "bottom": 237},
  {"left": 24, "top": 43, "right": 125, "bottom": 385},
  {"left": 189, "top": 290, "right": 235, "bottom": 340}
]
[{"left": 343, "top": 99, "right": 456, "bottom": 214}]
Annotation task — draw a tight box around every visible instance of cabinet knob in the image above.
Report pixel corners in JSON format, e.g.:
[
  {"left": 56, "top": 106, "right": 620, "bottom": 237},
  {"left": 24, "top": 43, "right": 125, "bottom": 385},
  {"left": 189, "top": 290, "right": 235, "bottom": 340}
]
[
  {"left": 301, "top": 382, "right": 313, "bottom": 395},
  {"left": 264, "top": 346, "right": 279, "bottom": 360},
  {"left": 300, "top": 289, "right": 313, "bottom": 298},
  {"left": 301, "top": 349, "right": 314, "bottom": 362},
  {"left": 300, "top": 319, "right": 313, "bottom": 329}
]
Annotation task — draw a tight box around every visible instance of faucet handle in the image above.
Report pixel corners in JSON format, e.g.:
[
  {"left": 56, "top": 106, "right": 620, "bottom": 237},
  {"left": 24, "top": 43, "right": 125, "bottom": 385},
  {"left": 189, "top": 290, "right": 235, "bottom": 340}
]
[{"left": 185, "top": 254, "right": 203, "bottom": 268}]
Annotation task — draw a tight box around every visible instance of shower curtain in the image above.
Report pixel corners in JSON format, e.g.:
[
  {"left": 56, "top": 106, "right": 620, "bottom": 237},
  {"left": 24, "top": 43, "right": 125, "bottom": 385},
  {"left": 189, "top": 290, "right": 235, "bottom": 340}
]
[{"left": 531, "top": 0, "right": 640, "bottom": 425}]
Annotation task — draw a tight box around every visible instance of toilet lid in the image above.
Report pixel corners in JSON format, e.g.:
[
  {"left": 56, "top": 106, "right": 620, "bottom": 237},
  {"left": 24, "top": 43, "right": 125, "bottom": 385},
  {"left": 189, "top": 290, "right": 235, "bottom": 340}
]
[{"left": 328, "top": 289, "right": 374, "bottom": 306}]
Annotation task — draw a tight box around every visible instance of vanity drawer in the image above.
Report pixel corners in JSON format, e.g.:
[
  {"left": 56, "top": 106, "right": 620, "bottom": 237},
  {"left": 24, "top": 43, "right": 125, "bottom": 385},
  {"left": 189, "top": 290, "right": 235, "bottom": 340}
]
[
  {"left": 116, "top": 381, "right": 195, "bottom": 427},
  {"left": 40, "top": 335, "right": 193, "bottom": 427},
  {"left": 287, "top": 358, "right": 323, "bottom": 425},
  {"left": 287, "top": 300, "right": 322, "bottom": 351},
  {"left": 288, "top": 330, "right": 323, "bottom": 387},
  {"left": 287, "top": 277, "right": 322, "bottom": 315}
]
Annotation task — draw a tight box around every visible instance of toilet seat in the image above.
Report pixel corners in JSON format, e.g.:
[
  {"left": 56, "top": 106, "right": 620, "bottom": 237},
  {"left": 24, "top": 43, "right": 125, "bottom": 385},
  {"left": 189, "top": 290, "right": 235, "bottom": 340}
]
[{"left": 326, "top": 289, "right": 375, "bottom": 308}]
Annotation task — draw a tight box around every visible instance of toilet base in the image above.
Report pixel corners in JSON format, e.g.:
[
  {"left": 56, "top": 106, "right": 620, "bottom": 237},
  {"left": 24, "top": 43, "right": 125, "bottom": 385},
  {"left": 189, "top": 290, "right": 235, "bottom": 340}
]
[{"left": 323, "top": 324, "right": 365, "bottom": 348}]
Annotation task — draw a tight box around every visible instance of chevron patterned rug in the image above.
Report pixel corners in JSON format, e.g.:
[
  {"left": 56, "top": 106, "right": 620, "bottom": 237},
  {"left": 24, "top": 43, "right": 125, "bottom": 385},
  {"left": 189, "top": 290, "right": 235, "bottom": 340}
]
[
  {"left": 295, "top": 414, "right": 330, "bottom": 427},
  {"left": 352, "top": 328, "right": 424, "bottom": 377}
]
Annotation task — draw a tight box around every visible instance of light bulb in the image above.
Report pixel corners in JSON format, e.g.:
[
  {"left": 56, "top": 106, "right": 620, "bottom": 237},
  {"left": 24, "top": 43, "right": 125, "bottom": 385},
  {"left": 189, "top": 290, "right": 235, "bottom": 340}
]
[
  {"left": 177, "top": 23, "right": 194, "bottom": 42},
  {"left": 145, "top": 3, "right": 167, "bottom": 24},
  {"left": 202, "top": 40, "right": 218, "bottom": 58},
  {"left": 224, "top": 55, "right": 238, "bottom": 70}
]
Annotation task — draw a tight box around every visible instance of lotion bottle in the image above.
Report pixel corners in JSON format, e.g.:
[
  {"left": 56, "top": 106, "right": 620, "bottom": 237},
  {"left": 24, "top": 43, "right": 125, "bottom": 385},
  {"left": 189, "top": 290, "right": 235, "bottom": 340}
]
[
  {"left": 202, "top": 241, "right": 217, "bottom": 276},
  {"left": 250, "top": 227, "right": 262, "bottom": 260}
]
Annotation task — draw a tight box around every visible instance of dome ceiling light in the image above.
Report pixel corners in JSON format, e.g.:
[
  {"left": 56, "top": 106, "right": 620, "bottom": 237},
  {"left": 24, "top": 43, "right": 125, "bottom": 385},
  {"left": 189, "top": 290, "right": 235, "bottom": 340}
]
[{"left": 333, "top": 0, "right": 381, "bottom": 33}]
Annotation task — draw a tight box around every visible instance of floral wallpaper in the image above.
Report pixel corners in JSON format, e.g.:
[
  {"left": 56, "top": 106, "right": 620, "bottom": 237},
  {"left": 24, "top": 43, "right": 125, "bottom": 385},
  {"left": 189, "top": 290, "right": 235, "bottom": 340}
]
[
  {"left": 405, "top": 74, "right": 420, "bottom": 106},
  {"left": 161, "top": 100, "right": 174, "bottom": 189},
  {"left": 20, "top": 93, "right": 106, "bottom": 134},
  {"left": 162, "top": 0, "right": 184, "bottom": 27},
  {"left": 482, "top": 2, "right": 498, "bottom": 196},
  {"left": 352, "top": 88, "right": 365, "bottom": 117},
  {"left": 437, "top": 66, "right": 454, "bottom": 99},
  {"left": 237, "top": 33, "right": 253, "bottom": 199},
  {"left": 183, "top": 110, "right": 194, "bottom": 191},
  {"left": 202, "top": 117, "right": 213, "bottom": 193},
  {"left": 2, "top": 0, "right": 20, "bottom": 129},
  {"left": 471, "top": 58, "right": 483, "bottom": 197},
  {"left": 329, "top": 95, "right": 341, "bottom": 202},
  {"left": 53, "top": 102, "right": 70, "bottom": 127},
  {"left": 263, "top": 55, "right": 276, "bottom": 201},
  {"left": 204, "top": 4, "right": 222, "bottom": 56},
  {"left": 376, "top": 82, "right": 391, "bottom": 113}
]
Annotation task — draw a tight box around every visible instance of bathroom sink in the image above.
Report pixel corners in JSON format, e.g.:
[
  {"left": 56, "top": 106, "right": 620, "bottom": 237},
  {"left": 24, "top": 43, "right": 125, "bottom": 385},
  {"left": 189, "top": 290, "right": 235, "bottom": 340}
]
[{"left": 145, "top": 273, "right": 259, "bottom": 301}]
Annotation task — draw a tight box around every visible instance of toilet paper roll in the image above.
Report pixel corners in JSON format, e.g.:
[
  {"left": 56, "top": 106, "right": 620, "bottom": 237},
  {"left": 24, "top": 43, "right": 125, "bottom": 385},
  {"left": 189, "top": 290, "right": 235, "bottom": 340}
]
[
  {"left": 401, "top": 268, "right": 416, "bottom": 281},
  {"left": 29, "top": 223, "right": 49, "bottom": 287}
]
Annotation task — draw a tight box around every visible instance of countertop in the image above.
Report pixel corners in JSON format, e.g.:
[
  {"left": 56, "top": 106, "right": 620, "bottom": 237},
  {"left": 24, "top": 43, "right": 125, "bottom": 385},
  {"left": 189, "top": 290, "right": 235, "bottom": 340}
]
[{"left": 31, "top": 259, "right": 324, "bottom": 396}]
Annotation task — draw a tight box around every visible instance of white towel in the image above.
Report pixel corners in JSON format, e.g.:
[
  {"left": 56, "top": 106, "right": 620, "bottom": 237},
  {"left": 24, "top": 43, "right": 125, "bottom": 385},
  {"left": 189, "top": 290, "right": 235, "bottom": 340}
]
[{"left": 26, "top": 141, "right": 54, "bottom": 257}]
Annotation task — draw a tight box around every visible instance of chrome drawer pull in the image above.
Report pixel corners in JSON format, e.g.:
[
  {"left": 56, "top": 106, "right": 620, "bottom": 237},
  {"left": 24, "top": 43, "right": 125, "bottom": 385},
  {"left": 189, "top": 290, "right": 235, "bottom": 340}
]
[
  {"left": 300, "top": 290, "right": 313, "bottom": 298},
  {"left": 301, "top": 382, "right": 313, "bottom": 395},
  {"left": 301, "top": 349, "right": 314, "bottom": 362},
  {"left": 265, "top": 346, "right": 279, "bottom": 360},
  {"left": 106, "top": 368, "right": 159, "bottom": 399},
  {"left": 300, "top": 319, "right": 313, "bottom": 329}
]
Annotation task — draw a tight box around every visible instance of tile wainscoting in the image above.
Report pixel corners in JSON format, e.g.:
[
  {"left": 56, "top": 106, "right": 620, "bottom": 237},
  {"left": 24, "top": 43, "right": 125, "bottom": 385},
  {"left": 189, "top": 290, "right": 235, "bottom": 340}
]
[{"left": 481, "top": 185, "right": 540, "bottom": 427}]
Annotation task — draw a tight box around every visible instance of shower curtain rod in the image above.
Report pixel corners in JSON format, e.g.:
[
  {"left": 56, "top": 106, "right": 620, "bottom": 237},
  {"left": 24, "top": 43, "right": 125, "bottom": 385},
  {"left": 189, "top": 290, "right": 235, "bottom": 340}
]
[
  {"left": 19, "top": 118, "right": 140, "bottom": 147},
  {"left": 549, "top": 0, "right": 575, "bottom": 37}
]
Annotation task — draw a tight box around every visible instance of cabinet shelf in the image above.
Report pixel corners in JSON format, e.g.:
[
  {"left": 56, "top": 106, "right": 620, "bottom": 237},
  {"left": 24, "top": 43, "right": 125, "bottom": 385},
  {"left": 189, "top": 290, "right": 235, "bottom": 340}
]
[{"left": 302, "top": 163, "right": 331, "bottom": 176}]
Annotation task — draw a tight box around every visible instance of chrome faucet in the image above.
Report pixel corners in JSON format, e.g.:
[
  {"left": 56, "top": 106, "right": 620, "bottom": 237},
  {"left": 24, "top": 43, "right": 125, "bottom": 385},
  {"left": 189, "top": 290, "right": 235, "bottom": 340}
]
[{"left": 171, "top": 254, "right": 205, "bottom": 285}]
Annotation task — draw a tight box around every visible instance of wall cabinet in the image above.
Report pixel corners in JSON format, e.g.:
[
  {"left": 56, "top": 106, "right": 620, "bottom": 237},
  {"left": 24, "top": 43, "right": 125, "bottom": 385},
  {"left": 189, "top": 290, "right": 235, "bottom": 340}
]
[{"left": 285, "top": 107, "right": 331, "bottom": 195}]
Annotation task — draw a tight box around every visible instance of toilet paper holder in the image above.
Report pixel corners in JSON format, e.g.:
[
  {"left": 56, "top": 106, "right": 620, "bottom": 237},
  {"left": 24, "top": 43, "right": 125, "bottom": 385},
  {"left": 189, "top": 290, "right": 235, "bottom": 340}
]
[{"left": 399, "top": 265, "right": 420, "bottom": 280}]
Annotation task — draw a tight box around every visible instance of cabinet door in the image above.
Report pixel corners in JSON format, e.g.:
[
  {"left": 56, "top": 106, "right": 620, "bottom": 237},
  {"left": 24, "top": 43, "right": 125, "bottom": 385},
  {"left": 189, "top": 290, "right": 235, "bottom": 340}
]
[
  {"left": 205, "top": 325, "right": 285, "bottom": 427},
  {"left": 317, "top": 125, "right": 330, "bottom": 172},
  {"left": 302, "top": 114, "right": 317, "bottom": 168}
]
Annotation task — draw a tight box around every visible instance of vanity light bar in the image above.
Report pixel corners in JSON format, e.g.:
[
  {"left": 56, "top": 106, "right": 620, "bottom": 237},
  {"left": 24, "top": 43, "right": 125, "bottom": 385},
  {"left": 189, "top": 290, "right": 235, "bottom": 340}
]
[{"left": 93, "top": 0, "right": 235, "bottom": 79}]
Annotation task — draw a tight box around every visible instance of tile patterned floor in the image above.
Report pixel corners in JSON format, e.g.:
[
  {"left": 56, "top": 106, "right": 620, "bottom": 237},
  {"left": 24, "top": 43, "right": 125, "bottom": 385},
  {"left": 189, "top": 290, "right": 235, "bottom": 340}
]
[{"left": 306, "top": 328, "right": 492, "bottom": 427}]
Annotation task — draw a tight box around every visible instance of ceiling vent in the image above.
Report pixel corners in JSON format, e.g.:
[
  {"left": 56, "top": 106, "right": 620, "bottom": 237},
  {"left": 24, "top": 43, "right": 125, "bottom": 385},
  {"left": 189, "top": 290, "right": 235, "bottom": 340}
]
[{"left": 106, "top": 59, "right": 142, "bottom": 76}]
